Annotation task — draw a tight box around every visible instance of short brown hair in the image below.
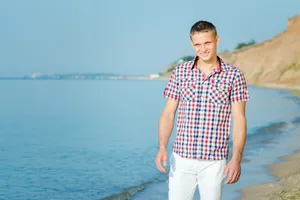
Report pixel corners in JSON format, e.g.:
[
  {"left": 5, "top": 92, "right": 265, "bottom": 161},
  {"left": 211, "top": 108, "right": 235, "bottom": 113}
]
[{"left": 190, "top": 20, "right": 217, "bottom": 39}]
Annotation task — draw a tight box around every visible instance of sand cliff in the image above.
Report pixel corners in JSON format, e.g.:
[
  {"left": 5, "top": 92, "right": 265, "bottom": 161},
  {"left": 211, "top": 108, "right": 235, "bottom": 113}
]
[{"left": 220, "top": 14, "right": 300, "bottom": 86}]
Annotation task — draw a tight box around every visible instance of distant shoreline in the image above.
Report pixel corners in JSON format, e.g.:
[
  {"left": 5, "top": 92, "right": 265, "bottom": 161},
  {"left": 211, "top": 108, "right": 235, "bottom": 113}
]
[
  {"left": 254, "top": 83, "right": 300, "bottom": 96},
  {"left": 0, "top": 76, "right": 164, "bottom": 81},
  {"left": 1, "top": 76, "right": 300, "bottom": 95}
]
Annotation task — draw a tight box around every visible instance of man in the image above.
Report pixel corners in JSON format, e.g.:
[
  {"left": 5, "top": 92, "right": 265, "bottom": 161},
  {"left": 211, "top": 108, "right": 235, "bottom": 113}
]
[{"left": 155, "top": 20, "right": 250, "bottom": 200}]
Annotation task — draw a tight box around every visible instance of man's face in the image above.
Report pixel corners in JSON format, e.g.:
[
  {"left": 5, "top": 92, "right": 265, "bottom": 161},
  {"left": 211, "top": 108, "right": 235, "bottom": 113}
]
[{"left": 190, "top": 31, "right": 219, "bottom": 62}]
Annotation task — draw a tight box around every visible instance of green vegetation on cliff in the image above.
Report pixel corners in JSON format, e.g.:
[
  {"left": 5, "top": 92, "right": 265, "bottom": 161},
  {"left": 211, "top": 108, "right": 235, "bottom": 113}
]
[{"left": 234, "top": 39, "right": 256, "bottom": 50}]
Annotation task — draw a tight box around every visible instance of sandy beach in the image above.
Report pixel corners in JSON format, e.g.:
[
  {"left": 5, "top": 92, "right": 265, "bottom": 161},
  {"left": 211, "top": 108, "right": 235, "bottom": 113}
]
[
  {"left": 240, "top": 150, "right": 300, "bottom": 200},
  {"left": 240, "top": 84, "right": 300, "bottom": 200}
]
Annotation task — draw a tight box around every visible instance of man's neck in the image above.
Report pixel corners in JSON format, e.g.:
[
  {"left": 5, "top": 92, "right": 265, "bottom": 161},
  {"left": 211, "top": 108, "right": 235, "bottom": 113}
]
[{"left": 197, "top": 56, "right": 218, "bottom": 70}]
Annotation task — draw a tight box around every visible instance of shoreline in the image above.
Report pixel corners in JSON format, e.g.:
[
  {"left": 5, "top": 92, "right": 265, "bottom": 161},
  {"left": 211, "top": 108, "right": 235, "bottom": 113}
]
[
  {"left": 254, "top": 83, "right": 300, "bottom": 96},
  {"left": 239, "top": 84, "right": 300, "bottom": 200},
  {"left": 240, "top": 149, "right": 300, "bottom": 200}
]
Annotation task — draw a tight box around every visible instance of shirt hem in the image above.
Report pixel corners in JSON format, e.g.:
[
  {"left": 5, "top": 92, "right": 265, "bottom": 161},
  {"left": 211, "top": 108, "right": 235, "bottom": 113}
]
[
  {"left": 172, "top": 150, "right": 228, "bottom": 161},
  {"left": 164, "top": 95, "right": 179, "bottom": 101},
  {"left": 231, "top": 98, "right": 250, "bottom": 103}
]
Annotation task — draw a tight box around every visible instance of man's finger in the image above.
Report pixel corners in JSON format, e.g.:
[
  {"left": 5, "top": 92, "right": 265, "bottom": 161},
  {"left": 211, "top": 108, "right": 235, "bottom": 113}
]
[
  {"left": 225, "top": 170, "right": 235, "bottom": 184},
  {"left": 155, "top": 158, "right": 164, "bottom": 172},
  {"left": 228, "top": 170, "right": 238, "bottom": 184},
  {"left": 156, "top": 157, "right": 167, "bottom": 173},
  {"left": 163, "top": 156, "right": 168, "bottom": 167},
  {"left": 233, "top": 171, "right": 241, "bottom": 183},
  {"left": 223, "top": 167, "right": 229, "bottom": 179}
]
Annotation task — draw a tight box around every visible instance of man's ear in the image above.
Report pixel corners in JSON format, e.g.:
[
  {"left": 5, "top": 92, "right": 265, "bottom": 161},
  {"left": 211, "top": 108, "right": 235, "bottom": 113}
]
[
  {"left": 190, "top": 38, "right": 193, "bottom": 46},
  {"left": 216, "top": 35, "right": 220, "bottom": 45}
]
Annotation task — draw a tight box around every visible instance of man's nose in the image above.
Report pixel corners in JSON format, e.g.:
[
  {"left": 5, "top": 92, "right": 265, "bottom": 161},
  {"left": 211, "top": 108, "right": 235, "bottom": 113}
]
[{"left": 200, "top": 45, "right": 206, "bottom": 52}]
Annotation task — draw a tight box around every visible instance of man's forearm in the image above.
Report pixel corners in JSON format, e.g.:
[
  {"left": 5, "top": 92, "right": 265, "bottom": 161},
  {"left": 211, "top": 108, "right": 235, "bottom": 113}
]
[
  {"left": 158, "top": 112, "right": 175, "bottom": 149},
  {"left": 232, "top": 116, "right": 247, "bottom": 162}
]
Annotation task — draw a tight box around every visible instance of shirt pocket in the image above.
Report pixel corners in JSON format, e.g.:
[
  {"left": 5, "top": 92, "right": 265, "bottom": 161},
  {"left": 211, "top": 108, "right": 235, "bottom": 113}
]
[
  {"left": 180, "top": 78, "right": 197, "bottom": 102},
  {"left": 209, "top": 80, "right": 231, "bottom": 105}
]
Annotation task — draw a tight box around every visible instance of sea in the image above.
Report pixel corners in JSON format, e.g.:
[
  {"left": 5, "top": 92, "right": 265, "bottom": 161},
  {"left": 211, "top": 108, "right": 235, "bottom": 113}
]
[{"left": 1, "top": 79, "right": 300, "bottom": 200}]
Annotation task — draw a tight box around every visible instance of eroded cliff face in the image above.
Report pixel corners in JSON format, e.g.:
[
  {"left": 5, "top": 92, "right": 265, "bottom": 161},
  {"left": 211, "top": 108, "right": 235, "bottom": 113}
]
[{"left": 219, "top": 15, "right": 300, "bottom": 85}]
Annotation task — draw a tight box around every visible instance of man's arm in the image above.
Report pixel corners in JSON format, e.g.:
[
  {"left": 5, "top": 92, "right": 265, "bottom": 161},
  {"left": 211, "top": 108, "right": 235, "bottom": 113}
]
[
  {"left": 155, "top": 99, "right": 179, "bottom": 173},
  {"left": 158, "top": 99, "right": 179, "bottom": 149},
  {"left": 224, "top": 101, "right": 247, "bottom": 184},
  {"left": 231, "top": 101, "right": 247, "bottom": 162}
]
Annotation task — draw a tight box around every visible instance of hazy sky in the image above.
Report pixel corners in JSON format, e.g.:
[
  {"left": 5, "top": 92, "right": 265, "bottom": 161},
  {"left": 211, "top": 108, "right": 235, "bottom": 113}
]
[{"left": 1, "top": 0, "right": 299, "bottom": 76}]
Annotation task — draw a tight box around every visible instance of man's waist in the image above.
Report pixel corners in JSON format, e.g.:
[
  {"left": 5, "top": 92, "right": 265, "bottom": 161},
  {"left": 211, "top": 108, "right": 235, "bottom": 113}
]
[{"left": 172, "top": 145, "right": 229, "bottom": 160}]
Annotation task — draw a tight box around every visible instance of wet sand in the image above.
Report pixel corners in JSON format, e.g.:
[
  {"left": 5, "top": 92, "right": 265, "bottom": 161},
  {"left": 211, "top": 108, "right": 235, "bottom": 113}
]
[{"left": 240, "top": 133, "right": 300, "bottom": 200}]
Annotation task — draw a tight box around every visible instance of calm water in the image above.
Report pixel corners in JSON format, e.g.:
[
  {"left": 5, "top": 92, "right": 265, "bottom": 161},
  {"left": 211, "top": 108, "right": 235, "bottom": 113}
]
[{"left": 1, "top": 80, "right": 300, "bottom": 200}]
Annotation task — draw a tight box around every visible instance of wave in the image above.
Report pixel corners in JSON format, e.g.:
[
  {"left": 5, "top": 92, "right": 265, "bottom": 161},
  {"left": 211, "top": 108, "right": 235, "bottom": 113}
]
[
  {"left": 291, "top": 116, "right": 300, "bottom": 123},
  {"left": 101, "top": 178, "right": 164, "bottom": 200},
  {"left": 230, "top": 115, "right": 300, "bottom": 162},
  {"left": 285, "top": 95, "right": 300, "bottom": 106},
  {"left": 247, "top": 115, "right": 300, "bottom": 140}
]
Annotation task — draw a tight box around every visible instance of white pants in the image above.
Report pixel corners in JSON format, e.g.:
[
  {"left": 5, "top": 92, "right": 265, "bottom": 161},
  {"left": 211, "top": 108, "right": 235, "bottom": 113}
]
[{"left": 168, "top": 152, "right": 226, "bottom": 200}]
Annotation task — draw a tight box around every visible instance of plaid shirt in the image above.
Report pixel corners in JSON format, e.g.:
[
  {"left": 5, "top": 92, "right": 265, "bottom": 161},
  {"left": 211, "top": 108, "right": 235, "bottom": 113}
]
[{"left": 164, "top": 56, "right": 249, "bottom": 160}]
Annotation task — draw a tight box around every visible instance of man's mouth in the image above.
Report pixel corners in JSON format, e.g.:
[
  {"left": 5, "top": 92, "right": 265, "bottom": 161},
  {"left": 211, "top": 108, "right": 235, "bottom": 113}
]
[{"left": 200, "top": 52, "right": 210, "bottom": 57}]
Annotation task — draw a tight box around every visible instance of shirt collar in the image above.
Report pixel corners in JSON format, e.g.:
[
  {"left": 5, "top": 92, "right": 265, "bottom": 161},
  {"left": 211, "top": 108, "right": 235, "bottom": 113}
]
[{"left": 191, "top": 56, "right": 222, "bottom": 72}]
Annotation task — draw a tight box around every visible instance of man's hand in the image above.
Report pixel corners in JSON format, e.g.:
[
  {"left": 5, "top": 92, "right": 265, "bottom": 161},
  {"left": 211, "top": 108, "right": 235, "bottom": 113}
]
[
  {"left": 223, "top": 159, "right": 241, "bottom": 184},
  {"left": 225, "top": 101, "right": 246, "bottom": 184},
  {"left": 156, "top": 99, "right": 178, "bottom": 173},
  {"left": 155, "top": 148, "right": 168, "bottom": 173}
]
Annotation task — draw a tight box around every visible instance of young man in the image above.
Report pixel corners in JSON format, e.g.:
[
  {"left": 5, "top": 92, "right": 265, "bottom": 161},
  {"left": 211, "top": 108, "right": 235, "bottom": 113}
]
[{"left": 155, "top": 20, "right": 250, "bottom": 200}]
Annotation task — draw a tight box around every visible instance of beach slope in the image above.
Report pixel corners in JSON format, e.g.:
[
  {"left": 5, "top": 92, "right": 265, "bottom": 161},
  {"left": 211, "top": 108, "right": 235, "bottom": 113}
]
[{"left": 241, "top": 149, "right": 300, "bottom": 199}]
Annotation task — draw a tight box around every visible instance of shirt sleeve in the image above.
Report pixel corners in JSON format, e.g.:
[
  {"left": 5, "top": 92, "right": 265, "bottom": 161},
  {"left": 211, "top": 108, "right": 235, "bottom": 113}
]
[
  {"left": 163, "top": 67, "right": 180, "bottom": 101},
  {"left": 230, "top": 69, "right": 250, "bottom": 103}
]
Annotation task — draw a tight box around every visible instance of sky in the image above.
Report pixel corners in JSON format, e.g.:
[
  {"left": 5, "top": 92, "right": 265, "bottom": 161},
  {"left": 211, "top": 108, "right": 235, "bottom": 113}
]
[{"left": 0, "top": 0, "right": 300, "bottom": 77}]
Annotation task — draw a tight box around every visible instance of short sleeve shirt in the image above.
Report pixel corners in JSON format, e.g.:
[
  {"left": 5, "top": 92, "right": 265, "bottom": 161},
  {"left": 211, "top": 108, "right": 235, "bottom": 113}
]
[{"left": 163, "top": 56, "right": 249, "bottom": 160}]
